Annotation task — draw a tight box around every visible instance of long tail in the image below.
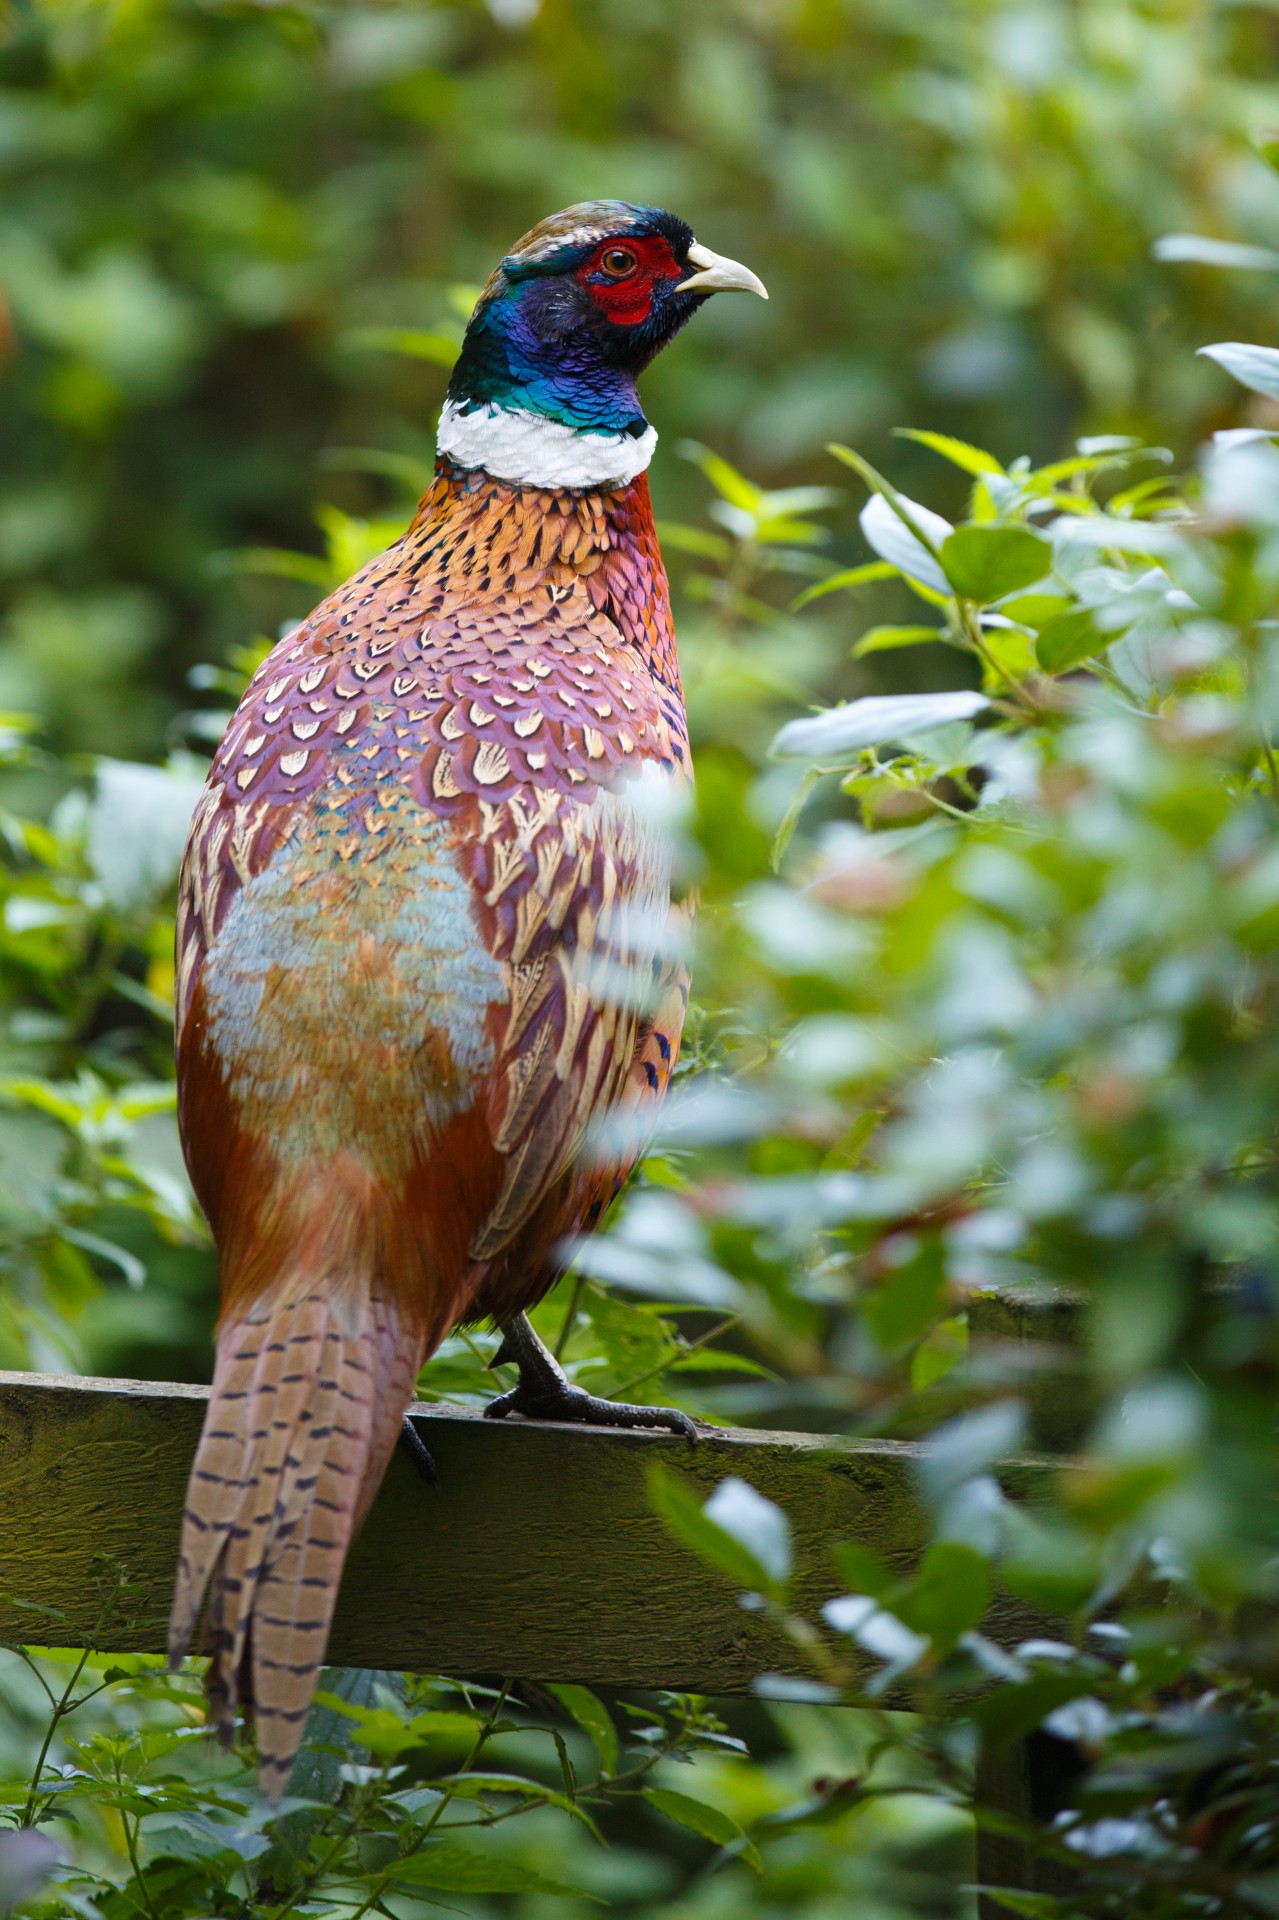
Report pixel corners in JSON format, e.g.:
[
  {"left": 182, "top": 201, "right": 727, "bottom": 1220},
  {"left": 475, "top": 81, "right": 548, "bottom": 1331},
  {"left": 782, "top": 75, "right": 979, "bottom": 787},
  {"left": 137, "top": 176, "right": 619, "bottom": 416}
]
[{"left": 168, "top": 1280, "right": 421, "bottom": 1796}]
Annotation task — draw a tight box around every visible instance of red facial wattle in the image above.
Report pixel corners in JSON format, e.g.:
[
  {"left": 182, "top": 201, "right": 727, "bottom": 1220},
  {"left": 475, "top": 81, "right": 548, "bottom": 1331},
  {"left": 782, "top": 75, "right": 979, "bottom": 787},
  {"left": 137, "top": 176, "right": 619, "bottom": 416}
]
[{"left": 576, "top": 234, "right": 684, "bottom": 327}]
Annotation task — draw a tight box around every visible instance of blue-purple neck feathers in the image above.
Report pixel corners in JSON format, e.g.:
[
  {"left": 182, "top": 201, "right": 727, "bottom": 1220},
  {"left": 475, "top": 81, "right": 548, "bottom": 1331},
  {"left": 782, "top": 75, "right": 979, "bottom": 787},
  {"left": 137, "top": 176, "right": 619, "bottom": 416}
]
[{"left": 447, "top": 277, "right": 648, "bottom": 438}]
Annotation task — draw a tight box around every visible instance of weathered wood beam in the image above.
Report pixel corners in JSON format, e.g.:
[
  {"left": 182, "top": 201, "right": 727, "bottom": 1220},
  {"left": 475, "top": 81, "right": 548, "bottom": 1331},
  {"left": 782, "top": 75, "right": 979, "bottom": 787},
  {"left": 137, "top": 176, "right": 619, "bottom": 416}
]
[{"left": 0, "top": 1371, "right": 1059, "bottom": 1689}]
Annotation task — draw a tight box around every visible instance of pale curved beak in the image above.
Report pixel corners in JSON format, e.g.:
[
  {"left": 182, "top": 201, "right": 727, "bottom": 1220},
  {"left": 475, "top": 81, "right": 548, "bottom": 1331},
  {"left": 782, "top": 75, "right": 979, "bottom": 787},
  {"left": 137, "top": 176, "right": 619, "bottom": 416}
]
[{"left": 676, "top": 240, "right": 768, "bottom": 300}]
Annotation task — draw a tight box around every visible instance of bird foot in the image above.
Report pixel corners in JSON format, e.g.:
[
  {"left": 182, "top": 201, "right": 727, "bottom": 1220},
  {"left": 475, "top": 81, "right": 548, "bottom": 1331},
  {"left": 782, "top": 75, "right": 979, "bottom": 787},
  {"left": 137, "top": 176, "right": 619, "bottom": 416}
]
[
  {"left": 485, "top": 1376, "right": 699, "bottom": 1439},
  {"left": 484, "top": 1312, "right": 700, "bottom": 1442},
  {"left": 399, "top": 1414, "right": 438, "bottom": 1485}
]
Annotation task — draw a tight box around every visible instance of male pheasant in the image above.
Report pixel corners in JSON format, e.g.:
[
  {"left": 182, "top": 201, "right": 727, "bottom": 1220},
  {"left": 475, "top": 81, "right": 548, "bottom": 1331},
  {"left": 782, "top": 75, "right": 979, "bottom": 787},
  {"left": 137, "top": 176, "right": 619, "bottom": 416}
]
[{"left": 167, "top": 202, "right": 766, "bottom": 1793}]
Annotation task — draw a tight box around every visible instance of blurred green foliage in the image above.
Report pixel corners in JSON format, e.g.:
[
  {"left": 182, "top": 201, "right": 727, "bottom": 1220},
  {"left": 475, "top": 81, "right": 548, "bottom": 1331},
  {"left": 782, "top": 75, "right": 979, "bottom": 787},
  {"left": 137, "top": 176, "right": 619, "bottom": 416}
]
[
  {"left": 1, "top": 0, "right": 1279, "bottom": 767},
  {"left": 5, "top": 0, "right": 1279, "bottom": 1916},
  {"left": 658, "top": 392, "right": 1279, "bottom": 1914}
]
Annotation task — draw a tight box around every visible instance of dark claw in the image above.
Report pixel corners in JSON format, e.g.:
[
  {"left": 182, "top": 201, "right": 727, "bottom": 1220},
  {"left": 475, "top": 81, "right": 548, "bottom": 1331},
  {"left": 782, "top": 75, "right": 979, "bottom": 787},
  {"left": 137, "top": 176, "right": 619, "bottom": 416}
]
[
  {"left": 484, "top": 1312, "right": 704, "bottom": 1442},
  {"left": 399, "top": 1414, "right": 439, "bottom": 1486},
  {"left": 486, "top": 1379, "right": 700, "bottom": 1440}
]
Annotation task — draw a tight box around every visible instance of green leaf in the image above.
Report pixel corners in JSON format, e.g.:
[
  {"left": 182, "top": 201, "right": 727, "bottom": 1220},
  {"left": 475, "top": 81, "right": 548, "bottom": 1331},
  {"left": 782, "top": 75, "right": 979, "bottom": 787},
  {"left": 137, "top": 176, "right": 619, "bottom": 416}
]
[
  {"left": 897, "top": 1542, "right": 991, "bottom": 1650},
  {"left": 61, "top": 1225, "right": 145, "bottom": 1289},
  {"left": 0, "top": 1077, "right": 88, "bottom": 1127},
  {"left": 548, "top": 1683, "right": 618, "bottom": 1775},
  {"left": 940, "top": 526, "right": 1051, "bottom": 602},
  {"left": 655, "top": 520, "right": 733, "bottom": 563},
  {"left": 579, "top": 1286, "right": 671, "bottom": 1383},
  {"left": 145, "top": 1814, "right": 272, "bottom": 1867},
  {"left": 827, "top": 441, "right": 954, "bottom": 592},
  {"left": 859, "top": 492, "right": 953, "bottom": 593},
  {"left": 1199, "top": 340, "right": 1279, "bottom": 397},
  {"left": 1154, "top": 233, "right": 1279, "bottom": 271},
  {"left": 758, "top": 485, "right": 842, "bottom": 517},
  {"left": 830, "top": 1541, "right": 895, "bottom": 1599},
  {"left": 279, "top": 1668, "right": 408, "bottom": 1846},
  {"left": 89, "top": 758, "right": 205, "bottom": 911},
  {"left": 790, "top": 561, "right": 895, "bottom": 610},
  {"left": 385, "top": 1845, "right": 593, "bottom": 1897},
  {"left": 999, "top": 592, "right": 1071, "bottom": 629},
  {"left": 895, "top": 428, "right": 1004, "bottom": 476},
  {"left": 644, "top": 1788, "right": 763, "bottom": 1871},
  {"left": 977, "top": 623, "right": 1037, "bottom": 688},
  {"left": 772, "top": 689, "right": 987, "bottom": 761},
  {"left": 865, "top": 1238, "right": 945, "bottom": 1352},
  {"left": 703, "top": 1476, "right": 791, "bottom": 1583},
  {"left": 671, "top": 1347, "right": 776, "bottom": 1378},
  {"left": 310, "top": 1694, "right": 479, "bottom": 1759},
  {"left": 0, "top": 1593, "right": 68, "bottom": 1621},
  {"left": 974, "top": 1671, "right": 1097, "bottom": 1746},
  {"left": 648, "top": 1464, "right": 784, "bottom": 1595},
  {"left": 214, "top": 545, "right": 330, "bottom": 586},
  {"left": 751, "top": 510, "right": 830, "bottom": 547},
  {"left": 1032, "top": 445, "right": 1168, "bottom": 485},
  {"left": 1001, "top": 1516, "right": 1102, "bottom": 1614},
  {"left": 770, "top": 763, "right": 827, "bottom": 870},
  {"left": 851, "top": 624, "right": 944, "bottom": 658},
  {"left": 910, "top": 1313, "right": 967, "bottom": 1391},
  {"left": 1035, "top": 608, "right": 1105, "bottom": 673},
  {"left": 678, "top": 441, "right": 762, "bottom": 513},
  {"left": 115, "top": 1081, "right": 178, "bottom": 1120}
]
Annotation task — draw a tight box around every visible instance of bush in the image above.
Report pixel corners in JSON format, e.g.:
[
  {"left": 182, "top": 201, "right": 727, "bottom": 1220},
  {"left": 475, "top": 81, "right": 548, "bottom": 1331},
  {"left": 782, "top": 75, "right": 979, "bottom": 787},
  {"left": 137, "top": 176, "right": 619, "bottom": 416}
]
[{"left": 6, "top": 4, "right": 1279, "bottom": 1918}]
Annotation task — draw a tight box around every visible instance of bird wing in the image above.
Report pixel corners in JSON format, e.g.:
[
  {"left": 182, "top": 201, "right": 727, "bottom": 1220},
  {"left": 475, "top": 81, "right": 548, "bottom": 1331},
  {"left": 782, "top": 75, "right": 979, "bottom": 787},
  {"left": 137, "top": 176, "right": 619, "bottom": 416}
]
[
  {"left": 174, "top": 534, "right": 422, "bottom": 1040},
  {"left": 178, "top": 482, "right": 690, "bottom": 1275},
  {"left": 396, "top": 562, "right": 691, "bottom": 1266},
  {"left": 466, "top": 780, "right": 686, "bottom": 1261}
]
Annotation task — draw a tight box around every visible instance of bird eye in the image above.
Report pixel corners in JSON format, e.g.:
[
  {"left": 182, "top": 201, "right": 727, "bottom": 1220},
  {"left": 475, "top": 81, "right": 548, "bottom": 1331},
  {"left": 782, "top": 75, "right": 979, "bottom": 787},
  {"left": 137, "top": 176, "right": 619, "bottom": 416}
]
[{"left": 599, "top": 246, "right": 638, "bottom": 278}]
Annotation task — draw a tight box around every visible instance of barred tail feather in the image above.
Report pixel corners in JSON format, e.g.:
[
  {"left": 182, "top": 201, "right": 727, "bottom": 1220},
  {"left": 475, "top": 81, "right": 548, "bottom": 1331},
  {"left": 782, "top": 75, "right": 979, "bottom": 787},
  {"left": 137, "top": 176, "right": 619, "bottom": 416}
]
[{"left": 169, "top": 1282, "right": 421, "bottom": 1796}]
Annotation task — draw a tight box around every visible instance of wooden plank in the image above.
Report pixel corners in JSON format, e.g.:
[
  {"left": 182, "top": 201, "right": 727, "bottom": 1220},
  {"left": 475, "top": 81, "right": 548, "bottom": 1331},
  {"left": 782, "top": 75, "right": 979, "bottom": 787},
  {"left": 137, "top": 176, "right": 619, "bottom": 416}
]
[{"left": 0, "top": 1371, "right": 1060, "bottom": 1689}]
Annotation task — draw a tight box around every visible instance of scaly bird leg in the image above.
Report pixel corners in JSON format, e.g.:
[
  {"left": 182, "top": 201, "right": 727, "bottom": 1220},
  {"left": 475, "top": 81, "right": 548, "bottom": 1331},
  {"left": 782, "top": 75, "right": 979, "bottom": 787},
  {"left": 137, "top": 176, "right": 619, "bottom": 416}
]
[
  {"left": 399, "top": 1415, "right": 438, "bottom": 1485},
  {"left": 484, "top": 1311, "right": 699, "bottom": 1441}
]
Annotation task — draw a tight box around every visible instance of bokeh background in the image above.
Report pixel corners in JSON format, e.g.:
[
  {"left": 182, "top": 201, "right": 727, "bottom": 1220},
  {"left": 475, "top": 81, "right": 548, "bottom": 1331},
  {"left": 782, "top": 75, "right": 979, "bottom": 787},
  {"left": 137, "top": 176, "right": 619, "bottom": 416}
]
[
  {"left": 2, "top": 0, "right": 1277, "bottom": 766},
  {"left": 4, "top": 4, "right": 1279, "bottom": 1918}
]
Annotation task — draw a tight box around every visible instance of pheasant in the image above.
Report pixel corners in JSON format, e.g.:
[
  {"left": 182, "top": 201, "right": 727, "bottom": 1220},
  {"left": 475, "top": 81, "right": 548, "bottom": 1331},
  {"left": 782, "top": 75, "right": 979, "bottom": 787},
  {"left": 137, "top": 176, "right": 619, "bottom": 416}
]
[{"left": 166, "top": 202, "right": 767, "bottom": 1793}]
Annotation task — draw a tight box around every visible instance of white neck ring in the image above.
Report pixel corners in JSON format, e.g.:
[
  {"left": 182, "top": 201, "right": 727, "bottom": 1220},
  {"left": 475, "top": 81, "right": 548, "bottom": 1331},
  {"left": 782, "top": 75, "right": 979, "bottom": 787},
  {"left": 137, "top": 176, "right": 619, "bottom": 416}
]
[{"left": 436, "top": 398, "right": 657, "bottom": 491}]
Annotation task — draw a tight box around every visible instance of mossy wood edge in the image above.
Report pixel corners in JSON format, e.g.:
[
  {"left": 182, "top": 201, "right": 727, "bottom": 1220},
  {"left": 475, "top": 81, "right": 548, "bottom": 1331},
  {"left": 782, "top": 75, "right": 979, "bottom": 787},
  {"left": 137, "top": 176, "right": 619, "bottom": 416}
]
[{"left": 0, "top": 1370, "right": 1061, "bottom": 1690}]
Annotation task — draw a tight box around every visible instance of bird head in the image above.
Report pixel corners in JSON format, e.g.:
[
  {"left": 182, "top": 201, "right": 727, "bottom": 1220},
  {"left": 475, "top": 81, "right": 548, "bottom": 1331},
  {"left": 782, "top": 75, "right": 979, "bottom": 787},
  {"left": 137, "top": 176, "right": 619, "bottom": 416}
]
[{"left": 440, "top": 202, "right": 766, "bottom": 490}]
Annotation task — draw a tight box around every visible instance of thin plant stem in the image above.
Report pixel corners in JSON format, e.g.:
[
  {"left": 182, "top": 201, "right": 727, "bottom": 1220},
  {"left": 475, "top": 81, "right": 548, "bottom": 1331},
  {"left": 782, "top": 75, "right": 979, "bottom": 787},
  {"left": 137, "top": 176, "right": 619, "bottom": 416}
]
[
  {"left": 417, "top": 1679, "right": 513, "bottom": 1841},
  {"left": 610, "top": 1314, "right": 740, "bottom": 1400},
  {"left": 11, "top": 1648, "right": 59, "bottom": 1712},
  {"left": 20, "top": 1644, "right": 93, "bottom": 1827},
  {"left": 341, "top": 1859, "right": 395, "bottom": 1920},
  {"left": 335, "top": 1680, "right": 522, "bottom": 1917},
  {"left": 919, "top": 787, "right": 982, "bottom": 824},
  {"left": 446, "top": 1723, "right": 678, "bottom": 1818},
  {"left": 960, "top": 607, "right": 1039, "bottom": 714},
  {"left": 116, "top": 1755, "right": 160, "bottom": 1920},
  {"left": 456, "top": 1327, "right": 493, "bottom": 1370},
  {"left": 553, "top": 1273, "right": 587, "bottom": 1360},
  {"left": 322, "top": 1675, "right": 520, "bottom": 1920},
  {"left": 270, "top": 1772, "right": 387, "bottom": 1920}
]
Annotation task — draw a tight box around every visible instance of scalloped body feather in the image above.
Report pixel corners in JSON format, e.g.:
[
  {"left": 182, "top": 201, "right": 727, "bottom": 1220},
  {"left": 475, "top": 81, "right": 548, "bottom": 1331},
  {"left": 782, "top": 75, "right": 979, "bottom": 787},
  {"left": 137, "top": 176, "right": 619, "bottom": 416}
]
[{"left": 169, "top": 460, "right": 692, "bottom": 1791}]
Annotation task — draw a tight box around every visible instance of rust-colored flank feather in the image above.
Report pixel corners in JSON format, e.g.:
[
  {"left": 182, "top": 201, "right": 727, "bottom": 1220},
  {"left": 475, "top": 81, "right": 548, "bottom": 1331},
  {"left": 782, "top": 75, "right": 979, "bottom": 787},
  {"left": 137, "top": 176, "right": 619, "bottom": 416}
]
[{"left": 169, "top": 465, "right": 691, "bottom": 1789}]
